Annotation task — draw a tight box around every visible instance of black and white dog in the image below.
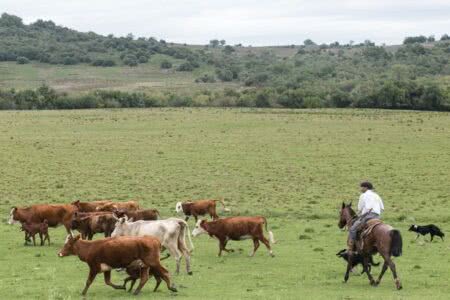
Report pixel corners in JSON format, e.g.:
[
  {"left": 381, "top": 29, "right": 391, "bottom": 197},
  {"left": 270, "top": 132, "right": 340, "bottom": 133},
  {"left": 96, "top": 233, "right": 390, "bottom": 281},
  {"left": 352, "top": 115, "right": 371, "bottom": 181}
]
[
  {"left": 409, "top": 224, "right": 444, "bottom": 242},
  {"left": 336, "top": 249, "right": 379, "bottom": 274}
]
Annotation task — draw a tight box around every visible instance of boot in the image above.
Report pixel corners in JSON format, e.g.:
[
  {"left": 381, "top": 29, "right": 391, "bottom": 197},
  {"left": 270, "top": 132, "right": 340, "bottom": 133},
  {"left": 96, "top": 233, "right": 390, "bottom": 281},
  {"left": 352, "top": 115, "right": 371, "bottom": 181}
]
[{"left": 347, "top": 239, "right": 356, "bottom": 255}]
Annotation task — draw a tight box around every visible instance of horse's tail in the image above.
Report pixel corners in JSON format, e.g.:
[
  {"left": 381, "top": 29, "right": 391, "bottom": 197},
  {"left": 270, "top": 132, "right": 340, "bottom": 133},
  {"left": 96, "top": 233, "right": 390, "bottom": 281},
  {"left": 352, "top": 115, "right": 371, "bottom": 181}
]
[{"left": 390, "top": 229, "right": 403, "bottom": 257}]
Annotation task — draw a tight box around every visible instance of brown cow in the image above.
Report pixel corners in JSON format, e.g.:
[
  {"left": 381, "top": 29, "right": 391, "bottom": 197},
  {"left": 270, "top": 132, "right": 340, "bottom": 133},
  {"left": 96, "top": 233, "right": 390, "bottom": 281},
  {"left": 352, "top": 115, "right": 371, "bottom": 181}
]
[
  {"left": 96, "top": 201, "right": 140, "bottom": 212},
  {"left": 71, "top": 212, "right": 116, "bottom": 240},
  {"left": 9, "top": 204, "right": 75, "bottom": 234},
  {"left": 71, "top": 200, "right": 113, "bottom": 212},
  {"left": 192, "top": 216, "right": 276, "bottom": 257},
  {"left": 58, "top": 235, "right": 177, "bottom": 296},
  {"left": 21, "top": 219, "right": 50, "bottom": 246},
  {"left": 114, "top": 209, "right": 160, "bottom": 221},
  {"left": 175, "top": 199, "right": 230, "bottom": 221}
]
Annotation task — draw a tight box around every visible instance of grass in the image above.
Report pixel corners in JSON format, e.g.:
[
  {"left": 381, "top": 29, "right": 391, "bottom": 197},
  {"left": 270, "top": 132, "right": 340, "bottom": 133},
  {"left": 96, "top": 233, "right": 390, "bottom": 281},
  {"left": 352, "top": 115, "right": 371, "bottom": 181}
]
[
  {"left": 0, "top": 58, "right": 238, "bottom": 94},
  {"left": 0, "top": 108, "right": 449, "bottom": 299}
]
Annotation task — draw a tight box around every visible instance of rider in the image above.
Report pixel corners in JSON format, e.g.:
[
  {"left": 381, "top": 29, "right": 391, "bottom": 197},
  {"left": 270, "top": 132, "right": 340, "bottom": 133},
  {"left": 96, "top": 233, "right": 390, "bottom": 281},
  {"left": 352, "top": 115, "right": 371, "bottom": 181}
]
[{"left": 348, "top": 181, "right": 384, "bottom": 252}]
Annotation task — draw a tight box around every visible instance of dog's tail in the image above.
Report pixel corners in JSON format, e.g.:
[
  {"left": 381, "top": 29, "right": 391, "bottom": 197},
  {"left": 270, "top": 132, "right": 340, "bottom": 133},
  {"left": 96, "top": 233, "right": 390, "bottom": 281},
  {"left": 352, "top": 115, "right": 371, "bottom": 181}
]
[{"left": 390, "top": 229, "right": 403, "bottom": 257}]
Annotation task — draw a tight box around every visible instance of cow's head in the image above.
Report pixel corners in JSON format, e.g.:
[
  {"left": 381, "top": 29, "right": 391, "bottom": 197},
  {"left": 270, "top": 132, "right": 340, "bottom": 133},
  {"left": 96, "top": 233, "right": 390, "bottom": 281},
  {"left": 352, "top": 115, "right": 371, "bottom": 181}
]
[
  {"left": 111, "top": 216, "right": 133, "bottom": 238},
  {"left": 175, "top": 202, "right": 183, "bottom": 214},
  {"left": 8, "top": 207, "right": 18, "bottom": 225},
  {"left": 58, "top": 234, "right": 81, "bottom": 257},
  {"left": 71, "top": 212, "right": 82, "bottom": 229},
  {"left": 192, "top": 220, "right": 208, "bottom": 237},
  {"left": 71, "top": 200, "right": 80, "bottom": 208}
]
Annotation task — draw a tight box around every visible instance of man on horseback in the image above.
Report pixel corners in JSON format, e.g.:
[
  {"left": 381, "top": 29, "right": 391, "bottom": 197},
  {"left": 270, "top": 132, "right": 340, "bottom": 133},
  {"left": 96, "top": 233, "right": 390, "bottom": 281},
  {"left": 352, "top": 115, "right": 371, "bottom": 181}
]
[{"left": 348, "top": 181, "right": 384, "bottom": 252}]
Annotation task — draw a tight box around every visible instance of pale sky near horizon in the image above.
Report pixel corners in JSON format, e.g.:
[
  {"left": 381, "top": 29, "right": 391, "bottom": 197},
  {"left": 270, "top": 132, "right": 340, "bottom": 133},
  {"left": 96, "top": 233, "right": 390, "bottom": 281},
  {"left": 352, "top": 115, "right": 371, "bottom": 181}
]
[{"left": 2, "top": 0, "right": 450, "bottom": 46}]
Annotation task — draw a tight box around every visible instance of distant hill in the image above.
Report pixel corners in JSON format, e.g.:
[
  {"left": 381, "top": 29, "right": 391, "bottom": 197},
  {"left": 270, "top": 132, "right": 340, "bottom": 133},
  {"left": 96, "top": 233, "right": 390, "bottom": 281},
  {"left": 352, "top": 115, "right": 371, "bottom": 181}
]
[{"left": 0, "top": 12, "right": 450, "bottom": 111}]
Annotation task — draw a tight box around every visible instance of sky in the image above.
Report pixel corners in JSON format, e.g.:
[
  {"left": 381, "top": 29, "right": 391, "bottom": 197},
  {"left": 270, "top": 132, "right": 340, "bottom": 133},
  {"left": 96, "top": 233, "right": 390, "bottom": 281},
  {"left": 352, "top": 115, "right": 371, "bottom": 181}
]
[{"left": 2, "top": 0, "right": 450, "bottom": 46}]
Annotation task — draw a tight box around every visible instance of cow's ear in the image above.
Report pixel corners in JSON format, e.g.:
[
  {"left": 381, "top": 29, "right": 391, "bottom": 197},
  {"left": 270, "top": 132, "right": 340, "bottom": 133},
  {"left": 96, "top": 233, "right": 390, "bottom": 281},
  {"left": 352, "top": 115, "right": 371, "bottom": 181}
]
[
  {"left": 74, "top": 235, "right": 81, "bottom": 241},
  {"left": 341, "top": 202, "right": 345, "bottom": 209},
  {"left": 73, "top": 200, "right": 80, "bottom": 205}
]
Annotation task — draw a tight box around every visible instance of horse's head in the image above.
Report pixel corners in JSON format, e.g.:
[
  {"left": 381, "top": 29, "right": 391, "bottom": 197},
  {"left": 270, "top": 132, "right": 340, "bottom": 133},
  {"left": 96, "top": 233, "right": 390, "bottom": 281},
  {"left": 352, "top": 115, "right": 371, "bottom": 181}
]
[{"left": 338, "top": 201, "right": 355, "bottom": 229}]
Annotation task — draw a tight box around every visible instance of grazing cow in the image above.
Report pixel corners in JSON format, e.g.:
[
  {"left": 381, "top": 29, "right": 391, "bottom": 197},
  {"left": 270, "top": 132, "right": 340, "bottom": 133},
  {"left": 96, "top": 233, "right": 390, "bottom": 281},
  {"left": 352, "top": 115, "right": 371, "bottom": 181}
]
[
  {"left": 114, "top": 209, "right": 160, "bottom": 221},
  {"left": 175, "top": 199, "right": 230, "bottom": 221},
  {"left": 21, "top": 220, "right": 50, "bottom": 246},
  {"left": 71, "top": 200, "right": 113, "bottom": 212},
  {"left": 111, "top": 217, "right": 194, "bottom": 275},
  {"left": 192, "top": 216, "right": 276, "bottom": 257},
  {"left": 8, "top": 204, "right": 75, "bottom": 234},
  {"left": 58, "top": 235, "right": 177, "bottom": 296},
  {"left": 122, "top": 257, "right": 169, "bottom": 293},
  {"left": 96, "top": 201, "right": 140, "bottom": 212},
  {"left": 71, "top": 211, "right": 116, "bottom": 240}
]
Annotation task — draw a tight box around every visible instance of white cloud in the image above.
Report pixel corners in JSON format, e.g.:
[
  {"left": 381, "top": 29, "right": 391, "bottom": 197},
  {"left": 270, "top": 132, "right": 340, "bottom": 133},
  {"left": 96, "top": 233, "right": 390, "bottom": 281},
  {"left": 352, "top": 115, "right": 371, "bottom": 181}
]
[{"left": 1, "top": 0, "right": 450, "bottom": 45}]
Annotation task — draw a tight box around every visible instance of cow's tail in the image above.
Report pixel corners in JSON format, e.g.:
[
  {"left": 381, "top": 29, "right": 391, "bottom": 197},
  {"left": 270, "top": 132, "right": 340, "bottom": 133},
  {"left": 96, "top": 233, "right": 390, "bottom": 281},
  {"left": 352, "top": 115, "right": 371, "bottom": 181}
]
[
  {"left": 177, "top": 219, "right": 194, "bottom": 253},
  {"left": 216, "top": 197, "right": 230, "bottom": 212},
  {"left": 263, "top": 217, "right": 276, "bottom": 244},
  {"left": 390, "top": 229, "right": 403, "bottom": 257}
]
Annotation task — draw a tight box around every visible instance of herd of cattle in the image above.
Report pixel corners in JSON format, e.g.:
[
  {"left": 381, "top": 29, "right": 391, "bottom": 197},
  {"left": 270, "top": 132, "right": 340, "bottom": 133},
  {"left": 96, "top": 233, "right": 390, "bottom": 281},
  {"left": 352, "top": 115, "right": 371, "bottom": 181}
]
[{"left": 7, "top": 199, "right": 276, "bottom": 296}]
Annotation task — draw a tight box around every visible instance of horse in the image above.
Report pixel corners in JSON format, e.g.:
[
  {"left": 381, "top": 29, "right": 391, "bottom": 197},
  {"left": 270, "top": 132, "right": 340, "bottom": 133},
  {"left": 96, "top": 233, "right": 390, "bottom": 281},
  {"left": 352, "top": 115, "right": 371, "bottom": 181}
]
[{"left": 338, "top": 202, "right": 403, "bottom": 290}]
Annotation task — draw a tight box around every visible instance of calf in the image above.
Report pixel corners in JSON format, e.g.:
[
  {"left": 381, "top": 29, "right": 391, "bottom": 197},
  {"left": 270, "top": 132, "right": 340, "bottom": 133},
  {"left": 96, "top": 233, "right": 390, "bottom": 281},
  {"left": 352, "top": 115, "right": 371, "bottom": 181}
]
[
  {"left": 336, "top": 249, "right": 379, "bottom": 274},
  {"left": 71, "top": 212, "right": 116, "bottom": 240},
  {"left": 175, "top": 199, "right": 230, "bottom": 221},
  {"left": 114, "top": 208, "right": 160, "bottom": 221},
  {"left": 71, "top": 200, "right": 113, "bottom": 212},
  {"left": 409, "top": 224, "right": 445, "bottom": 242},
  {"left": 96, "top": 201, "right": 140, "bottom": 212},
  {"left": 192, "top": 216, "right": 276, "bottom": 257},
  {"left": 21, "top": 220, "right": 50, "bottom": 246},
  {"left": 9, "top": 204, "right": 75, "bottom": 234},
  {"left": 112, "top": 217, "right": 194, "bottom": 275},
  {"left": 122, "top": 257, "right": 169, "bottom": 293},
  {"left": 58, "top": 235, "right": 177, "bottom": 296}
]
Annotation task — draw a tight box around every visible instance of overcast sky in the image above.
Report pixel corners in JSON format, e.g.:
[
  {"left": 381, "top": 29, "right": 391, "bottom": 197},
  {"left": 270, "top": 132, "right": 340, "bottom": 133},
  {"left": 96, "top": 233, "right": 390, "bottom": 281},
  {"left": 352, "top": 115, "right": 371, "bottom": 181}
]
[{"left": 2, "top": 0, "right": 450, "bottom": 46}]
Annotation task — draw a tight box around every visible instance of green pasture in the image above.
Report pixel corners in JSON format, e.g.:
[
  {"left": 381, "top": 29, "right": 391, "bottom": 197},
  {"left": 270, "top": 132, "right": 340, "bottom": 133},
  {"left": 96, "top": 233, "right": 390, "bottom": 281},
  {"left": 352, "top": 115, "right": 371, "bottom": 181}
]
[{"left": 0, "top": 108, "right": 449, "bottom": 299}]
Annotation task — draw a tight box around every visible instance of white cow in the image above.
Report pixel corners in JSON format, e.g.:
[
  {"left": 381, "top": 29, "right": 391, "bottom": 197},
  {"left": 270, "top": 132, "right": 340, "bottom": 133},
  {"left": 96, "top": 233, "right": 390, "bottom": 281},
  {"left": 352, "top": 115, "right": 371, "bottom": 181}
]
[{"left": 111, "top": 216, "right": 194, "bottom": 275}]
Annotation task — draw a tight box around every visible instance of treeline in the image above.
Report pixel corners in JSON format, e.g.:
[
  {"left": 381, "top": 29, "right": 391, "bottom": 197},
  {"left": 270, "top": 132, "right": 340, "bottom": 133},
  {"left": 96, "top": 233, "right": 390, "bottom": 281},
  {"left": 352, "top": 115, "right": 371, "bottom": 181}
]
[
  {"left": 1, "top": 84, "right": 448, "bottom": 111},
  {"left": 0, "top": 13, "right": 202, "bottom": 68}
]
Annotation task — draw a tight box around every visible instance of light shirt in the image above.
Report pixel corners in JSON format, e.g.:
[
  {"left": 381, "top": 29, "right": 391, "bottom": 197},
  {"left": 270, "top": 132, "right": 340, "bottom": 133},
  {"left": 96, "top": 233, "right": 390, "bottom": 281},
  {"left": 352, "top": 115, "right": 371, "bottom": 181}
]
[{"left": 358, "top": 190, "right": 384, "bottom": 215}]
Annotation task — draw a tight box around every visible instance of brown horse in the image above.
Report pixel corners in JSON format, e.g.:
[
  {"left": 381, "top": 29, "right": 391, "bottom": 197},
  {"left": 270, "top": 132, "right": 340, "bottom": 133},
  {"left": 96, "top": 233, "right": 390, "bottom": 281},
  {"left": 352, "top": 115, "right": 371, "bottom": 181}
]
[{"left": 338, "top": 202, "right": 403, "bottom": 290}]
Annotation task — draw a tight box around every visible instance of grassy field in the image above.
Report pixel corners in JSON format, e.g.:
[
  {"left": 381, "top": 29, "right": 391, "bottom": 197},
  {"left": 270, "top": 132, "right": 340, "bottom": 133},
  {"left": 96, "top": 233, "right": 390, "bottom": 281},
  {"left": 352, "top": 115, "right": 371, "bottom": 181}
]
[
  {"left": 0, "top": 108, "right": 449, "bottom": 299},
  {"left": 0, "top": 55, "right": 239, "bottom": 94}
]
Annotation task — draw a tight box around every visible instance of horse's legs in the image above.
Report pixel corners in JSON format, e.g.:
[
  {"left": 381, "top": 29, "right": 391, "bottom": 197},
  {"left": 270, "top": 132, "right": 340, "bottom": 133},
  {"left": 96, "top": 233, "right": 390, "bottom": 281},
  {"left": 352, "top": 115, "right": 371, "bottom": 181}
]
[
  {"left": 362, "top": 255, "right": 376, "bottom": 286},
  {"left": 386, "top": 257, "right": 402, "bottom": 290},
  {"left": 344, "top": 254, "right": 353, "bottom": 282},
  {"left": 375, "top": 262, "right": 388, "bottom": 285}
]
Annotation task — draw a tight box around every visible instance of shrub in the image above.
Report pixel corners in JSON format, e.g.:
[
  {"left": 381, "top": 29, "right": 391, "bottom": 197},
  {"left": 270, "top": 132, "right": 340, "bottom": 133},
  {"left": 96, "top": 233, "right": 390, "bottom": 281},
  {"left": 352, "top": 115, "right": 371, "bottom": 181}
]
[
  {"left": 16, "top": 56, "right": 30, "bottom": 64},
  {"left": 160, "top": 60, "right": 172, "bottom": 69}
]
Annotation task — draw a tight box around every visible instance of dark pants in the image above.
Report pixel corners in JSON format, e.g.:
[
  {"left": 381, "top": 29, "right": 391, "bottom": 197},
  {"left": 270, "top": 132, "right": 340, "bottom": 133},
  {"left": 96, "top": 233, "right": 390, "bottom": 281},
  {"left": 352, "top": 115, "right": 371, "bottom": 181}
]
[{"left": 349, "top": 212, "right": 380, "bottom": 241}]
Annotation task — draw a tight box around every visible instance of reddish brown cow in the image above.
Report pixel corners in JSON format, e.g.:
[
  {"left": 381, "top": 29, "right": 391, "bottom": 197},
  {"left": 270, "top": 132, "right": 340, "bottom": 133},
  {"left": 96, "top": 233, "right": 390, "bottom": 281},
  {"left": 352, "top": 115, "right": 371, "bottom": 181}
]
[
  {"left": 71, "top": 200, "right": 113, "bottom": 212},
  {"left": 71, "top": 212, "right": 116, "bottom": 240},
  {"left": 96, "top": 201, "right": 140, "bottom": 212},
  {"left": 9, "top": 204, "right": 76, "bottom": 234},
  {"left": 192, "top": 216, "right": 276, "bottom": 257},
  {"left": 21, "top": 220, "right": 50, "bottom": 246},
  {"left": 114, "top": 209, "right": 160, "bottom": 221},
  {"left": 175, "top": 199, "right": 230, "bottom": 221},
  {"left": 58, "top": 235, "right": 177, "bottom": 296}
]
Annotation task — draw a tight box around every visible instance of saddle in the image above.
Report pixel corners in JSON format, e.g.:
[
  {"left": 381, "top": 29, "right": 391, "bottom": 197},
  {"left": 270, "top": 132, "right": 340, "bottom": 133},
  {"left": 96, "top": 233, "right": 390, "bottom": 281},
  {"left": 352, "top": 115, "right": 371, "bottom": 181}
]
[{"left": 355, "top": 219, "right": 392, "bottom": 251}]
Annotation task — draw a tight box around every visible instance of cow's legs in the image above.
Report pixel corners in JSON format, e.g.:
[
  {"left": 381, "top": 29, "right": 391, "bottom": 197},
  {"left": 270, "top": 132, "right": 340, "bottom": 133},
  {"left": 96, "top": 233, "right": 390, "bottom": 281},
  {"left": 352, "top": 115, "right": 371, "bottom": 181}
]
[
  {"left": 82, "top": 269, "right": 98, "bottom": 296},
  {"left": 250, "top": 238, "right": 260, "bottom": 257},
  {"left": 104, "top": 271, "right": 125, "bottom": 290},
  {"left": 46, "top": 233, "right": 50, "bottom": 245},
  {"left": 149, "top": 264, "right": 177, "bottom": 292},
  {"left": 153, "top": 275, "right": 162, "bottom": 292},
  {"left": 167, "top": 242, "right": 183, "bottom": 274},
  {"left": 259, "top": 235, "right": 274, "bottom": 257},
  {"left": 32, "top": 234, "right": 36, "bottom": 246},
  {"left": 133, "top": 267, "right": 149, "bottom": 295}
]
